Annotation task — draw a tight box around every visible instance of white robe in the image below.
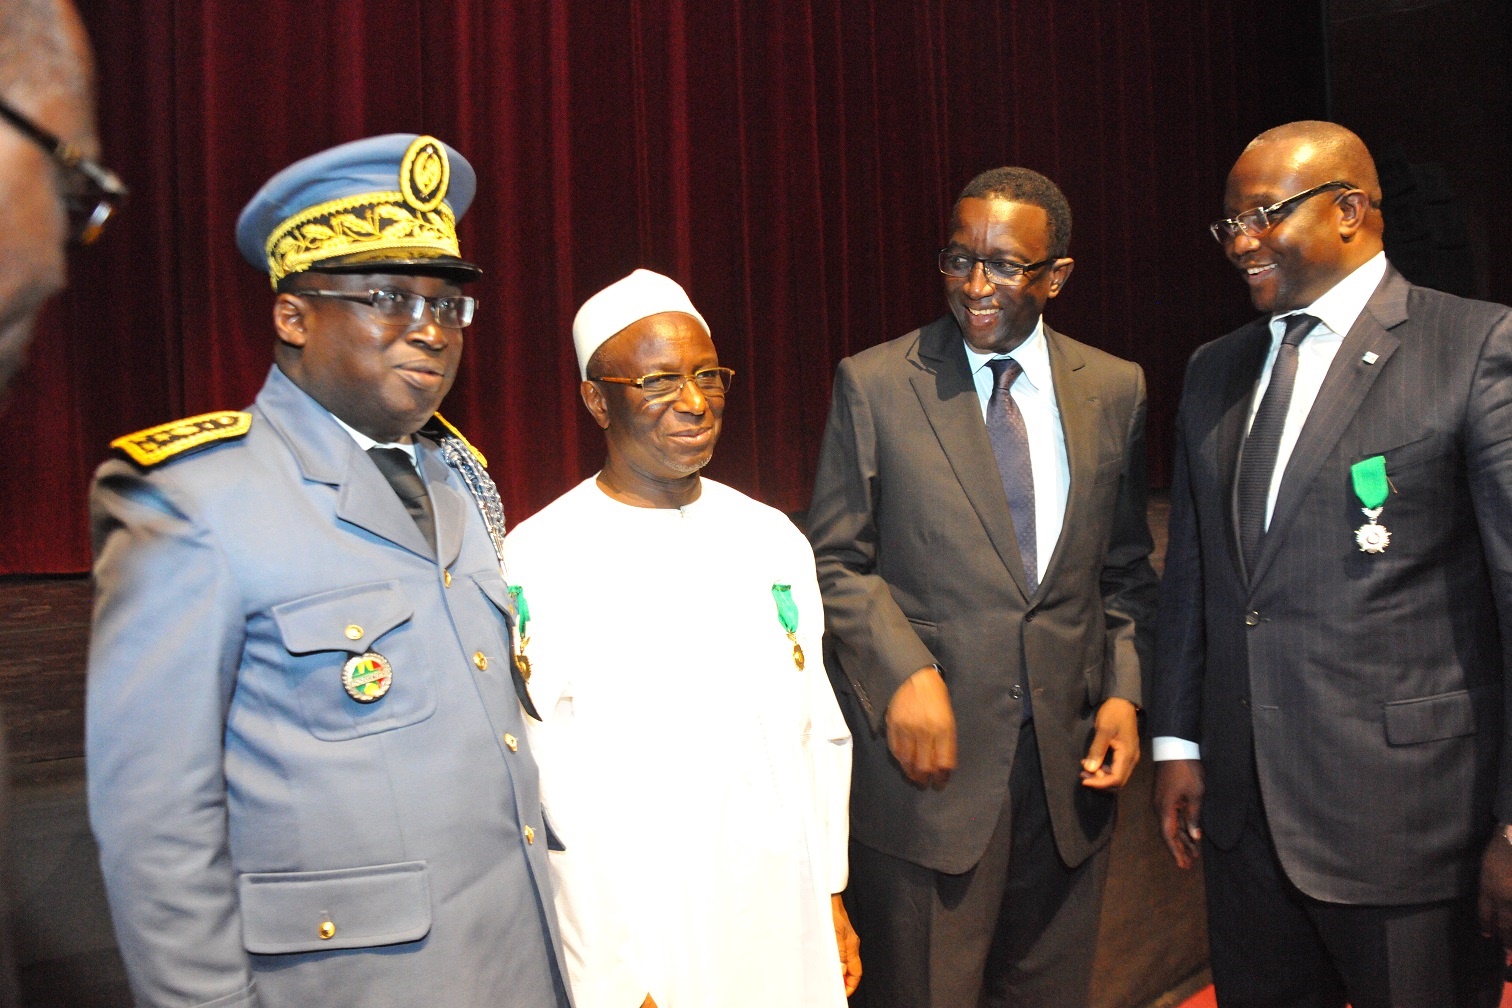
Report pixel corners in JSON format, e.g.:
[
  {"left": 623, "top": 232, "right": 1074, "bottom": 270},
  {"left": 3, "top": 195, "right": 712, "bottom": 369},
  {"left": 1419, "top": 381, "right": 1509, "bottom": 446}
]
[{"left": 502, "top": 477, "right": 852, "bottom": 1008}]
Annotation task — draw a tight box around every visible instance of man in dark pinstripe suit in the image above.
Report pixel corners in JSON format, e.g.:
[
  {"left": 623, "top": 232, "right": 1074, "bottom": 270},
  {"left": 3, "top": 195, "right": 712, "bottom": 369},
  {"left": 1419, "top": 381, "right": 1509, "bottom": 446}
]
[{"left": 1151, "top": 121, "right": 1512, "bottom": 1006}]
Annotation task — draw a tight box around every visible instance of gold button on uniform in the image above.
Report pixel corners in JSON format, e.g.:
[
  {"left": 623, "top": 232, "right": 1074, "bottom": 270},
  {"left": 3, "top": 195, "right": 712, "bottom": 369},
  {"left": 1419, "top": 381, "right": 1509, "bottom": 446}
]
[
  {"left": 444, "top": 570, "right": 452, "bottom": 587},
  {"left": 318, "top": 920, "right": 336, "bottom": 940},
  {"left": 344, "top": 625, "right": 363, "bottom": 641},
  {"left": 473, "top": 651, "right": 488, "bottom": 671},
  {"left": 503, "top": 733, "right": 518, "bottom": 752},
  {"left": 524, "top": 825, "right": 535, "bottom": 845}
]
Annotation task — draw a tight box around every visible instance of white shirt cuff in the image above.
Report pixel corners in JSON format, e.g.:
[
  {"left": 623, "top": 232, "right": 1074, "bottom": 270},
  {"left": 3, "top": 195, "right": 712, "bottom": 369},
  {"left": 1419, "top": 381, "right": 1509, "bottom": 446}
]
[{"left": 1151, "top": 736, "right": 1201, "bottom": 761}]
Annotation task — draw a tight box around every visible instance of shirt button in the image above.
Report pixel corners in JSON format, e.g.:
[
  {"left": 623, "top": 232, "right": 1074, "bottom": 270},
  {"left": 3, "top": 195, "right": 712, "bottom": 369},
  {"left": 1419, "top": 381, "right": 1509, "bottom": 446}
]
[
  {"left": 318, "top": 920, "right": 336, "bottom": 940},
  {"left": 444, "top": 570, "right": 452, "bottom": 588},
  {"left": 474, "top": 651, "right": 489, "bottom": 670},
  {"left": 1245, "top": 611, "right": 1261, "bottom": 627},
  {"left": 344, "top": 625, "right": 363, "bottom": 641},
  {"left": 524, "top": 826, "right": 535, "bottom": 845},
  {"left": 503, "top": 733, "right": 518, "bottom": 752}
]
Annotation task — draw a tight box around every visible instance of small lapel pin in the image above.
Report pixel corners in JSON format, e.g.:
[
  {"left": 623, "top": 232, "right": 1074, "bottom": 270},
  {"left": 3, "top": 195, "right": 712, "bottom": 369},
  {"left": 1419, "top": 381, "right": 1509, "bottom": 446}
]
[{"left": 1361, "top": 351, "right": 1379, "bottom": 365}]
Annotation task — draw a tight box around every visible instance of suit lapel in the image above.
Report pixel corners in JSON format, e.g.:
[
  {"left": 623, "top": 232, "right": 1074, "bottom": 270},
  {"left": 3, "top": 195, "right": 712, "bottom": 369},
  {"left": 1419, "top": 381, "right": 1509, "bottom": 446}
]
[
  {"left": 421, "top": 441, "right": 468, "bottom": 571},
  {"left": 1219, "top": 321, "right": 1274, "bottom": 585},
  {"left": 1250, "top": 268, "right": 1407, "bottom": 584},
  {"left": 909, "top": 317, "right": 1032, "bottom": 601},
  {"left": 1037, "top": 327, "right": 1090, "bottom": 590}
]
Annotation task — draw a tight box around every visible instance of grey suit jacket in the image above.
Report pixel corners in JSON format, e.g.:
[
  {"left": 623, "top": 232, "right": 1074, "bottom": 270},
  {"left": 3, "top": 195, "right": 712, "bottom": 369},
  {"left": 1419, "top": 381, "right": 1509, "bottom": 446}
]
[
  {"left": 808, "top": 315, "right": 1157, "bottom": 874},
  {"left": 87, "top": 365, "right": 571, "bottom": 1008},
  {"left": 1151, "top": 265, "right": 1512, "bottom": 904}
]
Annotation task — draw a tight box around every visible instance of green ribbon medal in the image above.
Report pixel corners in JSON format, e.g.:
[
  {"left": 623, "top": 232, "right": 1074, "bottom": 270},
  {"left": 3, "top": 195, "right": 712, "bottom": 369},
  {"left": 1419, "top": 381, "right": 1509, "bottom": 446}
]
[
  {"left": 1349, "top": 455, "right": 1391, "bottom": 553},
  {"left": 771, "top": 583, "right": 805, "bottom": 670},
  {"left": 507, "top": 585, "right": 533, "bottom": 681}
]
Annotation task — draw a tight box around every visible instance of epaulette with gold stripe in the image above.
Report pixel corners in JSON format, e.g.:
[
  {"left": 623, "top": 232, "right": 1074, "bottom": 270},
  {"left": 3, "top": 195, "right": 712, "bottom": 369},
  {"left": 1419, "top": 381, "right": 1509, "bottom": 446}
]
[
  {"left": 110, "top": 411, "right": 252, "bottom": 467},
  {"left": 429, "top": 413, "right": 487, "bottom": 467}
]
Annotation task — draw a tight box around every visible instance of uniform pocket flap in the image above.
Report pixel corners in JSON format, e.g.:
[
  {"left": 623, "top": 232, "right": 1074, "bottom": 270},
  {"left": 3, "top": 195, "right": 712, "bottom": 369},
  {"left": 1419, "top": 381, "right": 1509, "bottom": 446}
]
[
  {"left": 1383, "top": 689, "right": 1475, "bottom": 746},
  {"left": 273, "top": 581, "right": 413, "bottom": 655},
  {"left": 472, "top": 572, "right": 517, "bottom": 625},
  {"left": 239, "top": 860, "right": 431, "bottom": 954}
]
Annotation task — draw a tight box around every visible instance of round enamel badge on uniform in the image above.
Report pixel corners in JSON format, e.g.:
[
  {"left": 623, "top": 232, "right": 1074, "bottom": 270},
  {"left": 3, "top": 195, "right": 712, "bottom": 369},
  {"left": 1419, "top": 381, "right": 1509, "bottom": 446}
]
[{"left": 342, "top": 651, "right": 393, "bottom": 703}]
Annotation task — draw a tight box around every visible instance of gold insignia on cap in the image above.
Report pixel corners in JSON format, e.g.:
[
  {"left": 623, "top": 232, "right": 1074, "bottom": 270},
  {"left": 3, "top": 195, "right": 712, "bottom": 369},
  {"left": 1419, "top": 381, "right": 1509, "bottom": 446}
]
[
  {"left": 111, "top": 411, "right": 252, "bottom": 467},
  {"left": 400, "top": 137, "right": 450, "bottom": 213},
  {"left": 263, "top": 136, "right": 461, "bottom": 287}
]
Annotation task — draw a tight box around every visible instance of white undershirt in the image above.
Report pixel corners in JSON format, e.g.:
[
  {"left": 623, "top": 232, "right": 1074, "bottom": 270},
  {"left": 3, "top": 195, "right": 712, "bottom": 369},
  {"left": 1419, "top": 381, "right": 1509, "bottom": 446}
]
[
  {"left": 1153, "top": 252, "right": 1388, "bottom": 763},
  {"left": 963, "top": 319, "right": 1070, "bottom": 584}
]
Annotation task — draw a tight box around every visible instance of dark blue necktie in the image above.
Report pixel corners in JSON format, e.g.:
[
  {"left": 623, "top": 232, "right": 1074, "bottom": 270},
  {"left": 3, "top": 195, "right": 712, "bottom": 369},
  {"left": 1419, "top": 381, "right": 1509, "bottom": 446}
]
[
  {"left": 987, "top": 358, "right": 1038, "bottom": 596},
  {"left": 1236, "top": 312, "right": 1317, "bottom": 574},
  {"left": 368, "top": 446, "right": 437, "bottom": 555}
]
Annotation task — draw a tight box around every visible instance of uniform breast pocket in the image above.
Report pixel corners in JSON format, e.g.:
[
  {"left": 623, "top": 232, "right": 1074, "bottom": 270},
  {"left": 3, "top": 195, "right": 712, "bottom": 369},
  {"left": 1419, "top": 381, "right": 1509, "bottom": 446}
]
[{"left": 272, "top": 581, "right": 437, "bottom": 741}]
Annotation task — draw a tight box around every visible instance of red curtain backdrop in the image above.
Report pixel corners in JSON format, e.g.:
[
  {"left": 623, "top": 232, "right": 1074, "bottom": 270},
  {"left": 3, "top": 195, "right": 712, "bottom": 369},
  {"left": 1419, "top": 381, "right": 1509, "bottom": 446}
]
[{"left": 1, "top": 0, "right": 1316, "bottom": 573}]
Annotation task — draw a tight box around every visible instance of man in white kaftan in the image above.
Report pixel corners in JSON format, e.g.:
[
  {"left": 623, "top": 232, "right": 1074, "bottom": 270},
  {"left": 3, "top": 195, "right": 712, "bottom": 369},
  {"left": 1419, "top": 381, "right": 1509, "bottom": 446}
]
[{"left": 501, "top": 269, "right": 855, "bottom": 1008}]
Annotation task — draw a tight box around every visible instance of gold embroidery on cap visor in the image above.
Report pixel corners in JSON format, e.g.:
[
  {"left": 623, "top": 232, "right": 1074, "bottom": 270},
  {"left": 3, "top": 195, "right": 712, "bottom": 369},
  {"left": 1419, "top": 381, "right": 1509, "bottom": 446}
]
[{"left": 262, "top": 136, "right": 461, "bottom": 286}]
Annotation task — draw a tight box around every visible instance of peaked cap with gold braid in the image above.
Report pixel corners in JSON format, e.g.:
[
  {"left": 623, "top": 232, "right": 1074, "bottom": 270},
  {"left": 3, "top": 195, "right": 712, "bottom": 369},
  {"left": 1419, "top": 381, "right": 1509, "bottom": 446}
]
[{"left": 235, "top": 134, "right": 482, "bottom": 287}]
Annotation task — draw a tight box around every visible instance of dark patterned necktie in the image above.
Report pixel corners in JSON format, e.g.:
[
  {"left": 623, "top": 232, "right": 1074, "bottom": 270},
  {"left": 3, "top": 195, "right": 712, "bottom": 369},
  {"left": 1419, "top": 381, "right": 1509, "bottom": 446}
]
[
  {"left": 368, "top": 446, "right": 437, "bottom": 555},
  {"left": 987, "top": 358, "right": 1038, "bottom": 595},
  {"left": 1236, "top": 313, "right": 1318, "bottom": 574}
]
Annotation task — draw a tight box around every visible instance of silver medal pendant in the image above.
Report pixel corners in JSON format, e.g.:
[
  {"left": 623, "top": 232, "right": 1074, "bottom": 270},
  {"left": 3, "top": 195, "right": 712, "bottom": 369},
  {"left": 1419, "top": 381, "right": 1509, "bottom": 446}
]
[{"left": 1354, "top": 506, "right": 1390, "bottom": 554}]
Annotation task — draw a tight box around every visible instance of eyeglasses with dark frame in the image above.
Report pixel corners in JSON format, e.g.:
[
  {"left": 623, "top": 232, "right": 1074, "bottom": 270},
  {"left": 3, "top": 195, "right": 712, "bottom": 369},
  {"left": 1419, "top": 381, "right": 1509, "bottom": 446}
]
[
  {"left": 592, "top": 367, "right": 736, "bottom": 402},
  {"left": 1208, "top": 180, "right": 1356, "bottom": 244},
  {"left": 937, "top": 249, "right": 1056, "bottom": 287},
  {"left": 0, "top": 98, "right": 127, "bottom": 246},
  {"left": 295, "top": 288, "right": 478, "bottom": 330}
]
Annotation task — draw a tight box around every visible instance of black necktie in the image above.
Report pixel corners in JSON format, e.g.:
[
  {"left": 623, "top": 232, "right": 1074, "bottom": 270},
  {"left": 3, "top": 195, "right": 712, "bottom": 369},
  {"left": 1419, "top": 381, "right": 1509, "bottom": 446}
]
[
  {"left": 987, "top": 358, "right": 1038, "bottom": 596},
  {"left": 368, "top": 446, "right": 437, "bottom": 555},
  {"left": 1236, "top": 312, "right": 1317, "bottom": 574}
]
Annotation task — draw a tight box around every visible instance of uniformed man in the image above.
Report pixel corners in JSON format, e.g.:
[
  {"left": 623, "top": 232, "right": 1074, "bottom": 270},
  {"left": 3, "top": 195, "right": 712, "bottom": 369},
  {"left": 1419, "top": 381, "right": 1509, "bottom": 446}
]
[{"left": 86, "top": 134, "right": 570, "bottom": 1008}]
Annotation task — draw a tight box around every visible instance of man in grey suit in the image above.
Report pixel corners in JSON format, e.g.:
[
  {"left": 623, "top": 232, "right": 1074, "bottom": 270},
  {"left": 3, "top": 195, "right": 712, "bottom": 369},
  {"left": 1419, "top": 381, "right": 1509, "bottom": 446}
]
[
  {"left": 87, "top": 135, "right": 570, "bottom": 1007},
  {"left": 808, "top": 167, "right": 1158, "bottom": 1007},
  {"left": 1152, "top": 121, "right": 1512, "bottom": 1006}
]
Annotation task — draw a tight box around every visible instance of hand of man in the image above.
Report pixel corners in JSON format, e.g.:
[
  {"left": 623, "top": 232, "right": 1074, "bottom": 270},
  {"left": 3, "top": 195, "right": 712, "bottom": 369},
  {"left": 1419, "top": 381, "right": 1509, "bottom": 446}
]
[
  {"left": 1477, "top": 828, "right": 1512, "bottom": 948},
  {"left": 832, "top": 893, "right": 862, "bottom": 996},
  {"left": 1079, "top": 697, "right": 1140, "bottom": 790},
  {"left": 885, "top": 665, "right": 956, "bottom": 787},
  {"left": 1153, "top": 759, "right": 1205, "bottom": 870}
]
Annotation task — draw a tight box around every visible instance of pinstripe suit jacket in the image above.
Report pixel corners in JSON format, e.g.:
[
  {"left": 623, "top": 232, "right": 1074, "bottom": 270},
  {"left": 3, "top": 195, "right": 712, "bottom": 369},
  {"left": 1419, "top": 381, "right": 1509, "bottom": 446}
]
[{"left": 1151, "top": 265, "right": 1512, "bottom": 904}]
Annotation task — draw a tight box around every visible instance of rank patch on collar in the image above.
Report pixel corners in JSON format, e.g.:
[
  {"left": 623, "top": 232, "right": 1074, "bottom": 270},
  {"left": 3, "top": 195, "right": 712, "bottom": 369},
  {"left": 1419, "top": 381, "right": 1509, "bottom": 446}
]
[{"left": 110, "top": 411, "right": 252, "bottom": 467}]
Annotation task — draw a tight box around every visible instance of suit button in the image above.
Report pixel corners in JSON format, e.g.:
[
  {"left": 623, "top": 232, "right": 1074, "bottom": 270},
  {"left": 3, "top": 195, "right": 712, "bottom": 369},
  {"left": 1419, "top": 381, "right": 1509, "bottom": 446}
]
[
  {"left": 344, "top": 625, "right": 363, "bottom": 641},
  {"left": 1009, "top": 685, "right": 1024, "bottom": 699},
  {"left": 444, "top": 570, "right": 452, "bottom": 588},
  {"left": 1244, "top": 611, "right": 1261, "bottom": 627},
  {"left": 1024, "top": 610, "right": 1037, "bottom": 622},
  {"left": 474, "top": 651, "right": 489, "bottom": 670},
  {"left": 503, "top": 733, "right": 518, "bottom": 752},
  {"left": 318, "top": 920, "right": 336, "bottom": 940},
  {"left": 524, "top": 826, "right": 536, "bottom": 845},
  {"left": 1241, "top": 698, "right": 1250, "bottom": 708}
]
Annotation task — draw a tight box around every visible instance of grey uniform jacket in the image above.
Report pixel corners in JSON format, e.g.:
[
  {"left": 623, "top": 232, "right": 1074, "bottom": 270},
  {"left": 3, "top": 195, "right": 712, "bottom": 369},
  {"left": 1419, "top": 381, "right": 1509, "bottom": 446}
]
[
  {"left": 1151, "top": 265, "right": 1512, "bottom": 904},
  {"left": 87, "top": 365, "right": 571, "bottom": 1008},
  {"left": 808, "top": 316, "right": 1158, "bottom": 874}
]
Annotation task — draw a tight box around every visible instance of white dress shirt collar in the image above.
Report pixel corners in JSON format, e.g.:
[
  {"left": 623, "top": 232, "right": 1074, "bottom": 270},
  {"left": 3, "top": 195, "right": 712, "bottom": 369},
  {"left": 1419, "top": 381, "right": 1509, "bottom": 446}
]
[
  {"left": 963, "top": 317, "right": 1051, "bottom": 389},
  {"left": 333, "top": 415, "right": 420, "bottom": 466},
  {"left": 1270, "top": 251, "right": 1387, "bottom": 341}
]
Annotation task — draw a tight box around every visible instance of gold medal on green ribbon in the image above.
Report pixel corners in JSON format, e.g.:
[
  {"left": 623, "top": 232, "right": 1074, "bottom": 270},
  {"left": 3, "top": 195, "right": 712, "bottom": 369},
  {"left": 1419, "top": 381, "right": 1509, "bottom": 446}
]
[
  {"left": 507, "top": 585, "right": 533, "bottom": 681},
  {"left": 771, "top": 583, "right": 805, "bottom": 670},
  {"left": 1350, "top": 455, "right": 1391, "bottom": 554}
]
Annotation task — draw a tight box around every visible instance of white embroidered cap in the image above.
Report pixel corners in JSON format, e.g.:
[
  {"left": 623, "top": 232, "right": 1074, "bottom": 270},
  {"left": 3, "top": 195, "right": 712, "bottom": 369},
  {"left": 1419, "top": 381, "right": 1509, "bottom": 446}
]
[{"left": 572, "top": 269, "right": 709, "bottom": 379}]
